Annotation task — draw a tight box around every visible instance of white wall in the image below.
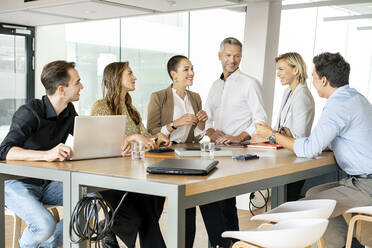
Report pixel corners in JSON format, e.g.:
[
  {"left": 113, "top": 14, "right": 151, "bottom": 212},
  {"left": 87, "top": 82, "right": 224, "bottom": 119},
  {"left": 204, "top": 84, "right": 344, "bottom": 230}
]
[
  {"left": 241, "top": 1, "right": 282, "bottom": 125},
  {"left": 35, "top": 24, "right": 67, "bottom": 98},
  {"left": 237, "top": 0, "right": 282, "bottom": 211}
]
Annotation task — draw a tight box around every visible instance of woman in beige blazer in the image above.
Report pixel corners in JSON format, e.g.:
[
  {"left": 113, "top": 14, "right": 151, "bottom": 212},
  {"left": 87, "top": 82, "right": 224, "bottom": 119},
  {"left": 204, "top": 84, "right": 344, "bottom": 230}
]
[
  {"left": 275, "top": 52, "right": 315, "bottom": 201},
  {"left": 147, "top": 55, "right": 207, "bottom": 143},
  {"left": 147, "top": 55, "right": 232, "bottom": 248}
]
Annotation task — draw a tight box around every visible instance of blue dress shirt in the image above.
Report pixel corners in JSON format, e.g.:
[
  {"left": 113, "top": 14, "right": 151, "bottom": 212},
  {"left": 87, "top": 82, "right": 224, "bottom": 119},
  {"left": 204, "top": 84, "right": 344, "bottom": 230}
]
[{"left": 294, "top": 85, "right": 372, "bottom": 175}]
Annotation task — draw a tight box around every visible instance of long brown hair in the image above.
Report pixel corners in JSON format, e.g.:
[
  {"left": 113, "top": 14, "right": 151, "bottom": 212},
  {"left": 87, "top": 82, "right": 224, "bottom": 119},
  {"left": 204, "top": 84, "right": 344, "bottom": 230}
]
[{"left": 102, "top": 62, "right": 141, "bottom": 125}]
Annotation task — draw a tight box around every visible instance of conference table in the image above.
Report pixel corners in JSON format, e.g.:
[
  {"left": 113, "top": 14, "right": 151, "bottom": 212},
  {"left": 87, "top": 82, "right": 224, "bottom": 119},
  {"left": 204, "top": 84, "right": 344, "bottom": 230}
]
[{"left": 0, "top": 144, "right": 337, "bottom": 248}]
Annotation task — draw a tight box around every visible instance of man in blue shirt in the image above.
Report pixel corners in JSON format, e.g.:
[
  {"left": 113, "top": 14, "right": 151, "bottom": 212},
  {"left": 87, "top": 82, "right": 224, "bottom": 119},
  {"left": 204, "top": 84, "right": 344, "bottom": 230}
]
[{"left": 256, "top": 52, "right": 372, "bottom": 247}]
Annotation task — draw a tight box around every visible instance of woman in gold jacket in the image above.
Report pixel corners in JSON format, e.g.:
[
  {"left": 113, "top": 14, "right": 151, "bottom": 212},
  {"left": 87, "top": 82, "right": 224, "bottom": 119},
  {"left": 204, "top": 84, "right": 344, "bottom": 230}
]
[{"left": 91, "top": 61, "right": 170, "bottom": 248}]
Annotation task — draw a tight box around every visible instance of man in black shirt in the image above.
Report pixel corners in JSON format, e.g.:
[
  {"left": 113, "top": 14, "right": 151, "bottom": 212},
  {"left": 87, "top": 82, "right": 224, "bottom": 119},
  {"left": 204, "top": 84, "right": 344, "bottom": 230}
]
[{"left": 0, "top": 60, "right": 83, "bottom": 247}]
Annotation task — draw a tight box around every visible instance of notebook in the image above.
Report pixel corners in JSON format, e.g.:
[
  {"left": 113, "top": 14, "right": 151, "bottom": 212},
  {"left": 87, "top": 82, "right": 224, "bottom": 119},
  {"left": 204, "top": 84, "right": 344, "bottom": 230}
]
[
  {"left": 146, "top": 159, "right": 218, "bottom": 175},
  {"left": 68, "top": 115, "right": 126, "bottom": 160}
]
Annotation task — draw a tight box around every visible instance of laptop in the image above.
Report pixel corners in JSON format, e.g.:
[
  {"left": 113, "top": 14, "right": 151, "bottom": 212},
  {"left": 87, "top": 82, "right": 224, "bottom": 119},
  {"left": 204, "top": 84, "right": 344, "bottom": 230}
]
[
  {"left": 146, "top": 159, "right": 218, "bottom": 175},
  {"left": 68, "top": 115, "right": 126, "bottom": 160}
]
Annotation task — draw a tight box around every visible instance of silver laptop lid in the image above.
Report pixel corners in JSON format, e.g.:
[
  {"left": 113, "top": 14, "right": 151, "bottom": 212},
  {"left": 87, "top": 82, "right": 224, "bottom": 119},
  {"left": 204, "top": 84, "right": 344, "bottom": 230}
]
[{"left": 71, "top": 115, "right": 126, "bottom": 160}]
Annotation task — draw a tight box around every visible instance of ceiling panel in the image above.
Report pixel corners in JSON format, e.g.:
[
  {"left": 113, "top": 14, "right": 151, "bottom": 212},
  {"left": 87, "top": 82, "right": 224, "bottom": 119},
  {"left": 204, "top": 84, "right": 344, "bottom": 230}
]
[
  {"left": 106, "top": 0, "right": 244, "bottom": 12},
  {"left": 282, "top": 0, "right": 372, "bottom": 15},
  {"left": 33, "top": 0, "right": 152, "bottom": 20},
  {"left": 8, "top": 0, "right": 372, "bottom": 27},
  {"left": 0, "top": 10, "right": 81, "bottom": 26},
  {"left": 340, "top": 3, "right": 372, "bottom": 15},
  {"left": 0, "top": 0, "right": 248, "bottom": 26}
]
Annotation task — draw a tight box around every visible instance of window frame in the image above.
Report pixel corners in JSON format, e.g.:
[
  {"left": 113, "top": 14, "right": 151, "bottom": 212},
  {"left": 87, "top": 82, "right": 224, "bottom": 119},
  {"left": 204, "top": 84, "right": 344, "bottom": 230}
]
[{"left": 0, "top": 23, "right": 35, "bottom": 101}]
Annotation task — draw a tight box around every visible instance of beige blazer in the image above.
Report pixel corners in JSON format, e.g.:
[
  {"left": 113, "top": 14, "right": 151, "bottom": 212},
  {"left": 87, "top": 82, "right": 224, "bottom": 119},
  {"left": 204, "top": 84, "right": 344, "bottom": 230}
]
[
  {"left": 147, "top": 85, "right": 202, "bottom": 143},
  {"left": 274, "top": 83, "right": 315, "bottom": 138}
]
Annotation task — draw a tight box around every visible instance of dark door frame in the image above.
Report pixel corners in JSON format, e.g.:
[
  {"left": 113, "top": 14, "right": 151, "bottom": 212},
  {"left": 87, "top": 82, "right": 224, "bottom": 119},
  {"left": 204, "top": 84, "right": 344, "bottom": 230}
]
[{"left": 0, "top": 23, "right": 35, "bottom": 101}]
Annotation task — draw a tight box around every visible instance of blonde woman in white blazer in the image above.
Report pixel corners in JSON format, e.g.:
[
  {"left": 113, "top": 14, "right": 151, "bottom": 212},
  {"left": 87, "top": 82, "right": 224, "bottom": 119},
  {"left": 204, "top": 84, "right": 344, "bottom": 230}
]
[
  {"left": 274, "top": 81, "right": 315, "bottom": 138},
  {"left": 275, "top": 52, "right": 315, "bottom": 200}
]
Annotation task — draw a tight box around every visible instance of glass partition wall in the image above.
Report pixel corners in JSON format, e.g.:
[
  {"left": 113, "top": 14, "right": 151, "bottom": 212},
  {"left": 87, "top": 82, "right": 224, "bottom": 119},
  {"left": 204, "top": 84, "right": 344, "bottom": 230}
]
[
  {"left": 34, "top": 5, "right": 372, "bottom": 130},
  {"left": 0, "top": 24, "right": 34, "bottom": 140},
  {"left": 59, "top": 9, "right": 244, "bottom": 122},
  {"left": 273, "top": 5, "right": 372, "bottom": 124}
]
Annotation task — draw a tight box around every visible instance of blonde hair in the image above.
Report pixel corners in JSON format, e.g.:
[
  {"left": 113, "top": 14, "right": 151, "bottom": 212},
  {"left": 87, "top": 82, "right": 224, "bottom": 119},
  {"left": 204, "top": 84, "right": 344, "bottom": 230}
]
[{"left": 275, "top": 52, "right": 308, "bottom": 84}]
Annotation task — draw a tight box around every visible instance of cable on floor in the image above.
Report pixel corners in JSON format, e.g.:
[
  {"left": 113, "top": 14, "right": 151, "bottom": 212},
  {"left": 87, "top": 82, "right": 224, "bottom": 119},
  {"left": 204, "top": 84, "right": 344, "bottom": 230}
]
[
  {"left": 248, "top": 189, "right": 270, "bottom": 216},
  {"left": 69, "top": 192, "right": 128, "bottom": 248}
]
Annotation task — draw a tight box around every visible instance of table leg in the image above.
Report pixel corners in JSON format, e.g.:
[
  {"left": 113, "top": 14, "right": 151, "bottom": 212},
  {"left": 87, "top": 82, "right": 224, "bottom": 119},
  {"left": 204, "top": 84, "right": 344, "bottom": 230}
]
[
  {"left": 271, "top": 185, "right": 286, "bottom": 208},
  {"left": 63, "top": 173, "right": 72, "bottom": 248},
  {"left": 0, "top": 175, "right": 5, "bottom": 247},
  {"left": 167, "top": 187, "right": 185, "bottom": 248}
]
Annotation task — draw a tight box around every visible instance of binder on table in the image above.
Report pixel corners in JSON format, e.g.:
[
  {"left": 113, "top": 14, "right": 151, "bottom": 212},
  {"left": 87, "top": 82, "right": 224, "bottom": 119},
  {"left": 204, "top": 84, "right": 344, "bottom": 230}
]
[{"left": 247, "top": 142, "right": 283, "bottom": 150}]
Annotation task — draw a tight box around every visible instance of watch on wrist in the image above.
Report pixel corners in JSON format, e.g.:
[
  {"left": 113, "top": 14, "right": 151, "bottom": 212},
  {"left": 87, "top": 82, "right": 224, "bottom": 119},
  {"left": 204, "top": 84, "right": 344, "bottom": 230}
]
[
  {"left": 170, "top": 122, "right": 177, "bottom": 130},
  {"left": 268, "top": 131, "right": 277, "bottom": 144}
]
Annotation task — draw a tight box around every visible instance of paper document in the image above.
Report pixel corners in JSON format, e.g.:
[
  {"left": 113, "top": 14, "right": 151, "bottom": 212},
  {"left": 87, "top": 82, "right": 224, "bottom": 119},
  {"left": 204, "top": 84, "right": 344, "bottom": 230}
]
[{"left": 65, "top": 134, "right": 74, "bottom": 150}]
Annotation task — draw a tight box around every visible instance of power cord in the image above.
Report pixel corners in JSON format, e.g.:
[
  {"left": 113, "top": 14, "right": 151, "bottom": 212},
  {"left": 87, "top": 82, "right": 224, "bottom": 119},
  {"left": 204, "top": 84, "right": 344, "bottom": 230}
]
[
  {"left": 69, "top": 192, "right": 128, "bottom": 248},
  {"left": 248, "top": 189, "right": 270, "bottom": 216}
]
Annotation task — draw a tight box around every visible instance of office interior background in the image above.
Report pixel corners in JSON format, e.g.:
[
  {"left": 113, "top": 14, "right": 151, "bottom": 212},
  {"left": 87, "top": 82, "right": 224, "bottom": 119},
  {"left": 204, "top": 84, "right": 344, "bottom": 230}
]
[
  {"left": 0, "top": 0, "right": 372, "bottom": 245},
  {"left": 0, "top": 0, "right": 372, "bottom": 141}
]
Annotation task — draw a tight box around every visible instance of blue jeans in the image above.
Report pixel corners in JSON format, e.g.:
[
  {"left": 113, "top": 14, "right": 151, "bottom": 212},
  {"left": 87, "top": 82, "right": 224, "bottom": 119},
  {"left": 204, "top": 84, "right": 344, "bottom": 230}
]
[{"left": 5, "top": 180, "right": 63, "bottom": 248}]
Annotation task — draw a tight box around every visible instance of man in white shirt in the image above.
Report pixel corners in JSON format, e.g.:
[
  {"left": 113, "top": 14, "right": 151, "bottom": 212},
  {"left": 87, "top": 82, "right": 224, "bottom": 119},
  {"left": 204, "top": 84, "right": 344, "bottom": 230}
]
[
  {"left": 205, "top": 37, "right": 267, "bottom": 144},
  {"left": 203, "top": 37, "right": 267, "bottom": 246}
]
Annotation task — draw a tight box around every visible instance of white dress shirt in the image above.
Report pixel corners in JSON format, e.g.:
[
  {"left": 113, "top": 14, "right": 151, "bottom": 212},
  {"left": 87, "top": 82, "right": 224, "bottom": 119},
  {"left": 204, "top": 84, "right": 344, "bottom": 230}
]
[
  {"left": 205, "top": 69, "right": 267, "bottom": 136},
  {"left": 161, "top": 88, "right": 203, "bottom": 143}
]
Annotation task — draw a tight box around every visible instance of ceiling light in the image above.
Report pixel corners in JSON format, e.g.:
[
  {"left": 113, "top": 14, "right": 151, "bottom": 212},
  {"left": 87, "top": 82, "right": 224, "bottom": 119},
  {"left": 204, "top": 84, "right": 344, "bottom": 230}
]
[
  {"left": 167, "top": 0, "right": 176, "bottom": 7},
  {"left": 357, "top": 26, "right": 372, "bottom": 31},
  {"left": 225, "top": 0, "right": 244, "bottom": 3},
  {"left": 84, "top": 10, "right": 96, "bottom": 14}
]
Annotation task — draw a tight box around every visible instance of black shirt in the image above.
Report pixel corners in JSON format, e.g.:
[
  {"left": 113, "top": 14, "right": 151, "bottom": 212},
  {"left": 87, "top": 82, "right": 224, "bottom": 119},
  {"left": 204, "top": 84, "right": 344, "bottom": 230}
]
[{"left": 0, "top": 95, "right": 77, "bottom": 184}]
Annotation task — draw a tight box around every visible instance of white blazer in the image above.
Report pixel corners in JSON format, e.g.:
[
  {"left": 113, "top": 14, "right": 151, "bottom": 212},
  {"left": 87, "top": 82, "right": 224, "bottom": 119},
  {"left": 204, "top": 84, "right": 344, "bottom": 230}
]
[{"left": 274, "top": 83, "right": 315, "bottom": 138}]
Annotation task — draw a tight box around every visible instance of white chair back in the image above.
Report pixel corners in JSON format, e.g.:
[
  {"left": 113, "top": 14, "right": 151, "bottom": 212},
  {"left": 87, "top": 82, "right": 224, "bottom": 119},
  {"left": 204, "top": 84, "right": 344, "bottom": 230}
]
[
  {"left": 222, "top": 218, "right": 329, "bottom": 248},
  {"left": 251, "top": 199, "right": 336, "bottom": 222},
  {"left": 346, "top": 206, "right": 372, "bottom": 215}
]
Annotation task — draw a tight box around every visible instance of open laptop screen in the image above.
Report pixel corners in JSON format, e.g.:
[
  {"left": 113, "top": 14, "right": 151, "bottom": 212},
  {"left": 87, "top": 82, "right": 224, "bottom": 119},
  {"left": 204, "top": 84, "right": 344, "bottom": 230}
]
[{"left": 69, "top": 115, "right": 126, "bottom": 160}]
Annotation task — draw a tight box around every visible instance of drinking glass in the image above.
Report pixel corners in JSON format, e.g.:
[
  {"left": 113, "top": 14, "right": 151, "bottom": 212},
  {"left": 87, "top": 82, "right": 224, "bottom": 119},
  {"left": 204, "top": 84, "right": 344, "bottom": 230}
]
[
  {"left": 208, "top": 142, "right": 216, "bottom": 159},
  {"left": 131, "top": 142, "right": 145, "bottom": 160}
]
